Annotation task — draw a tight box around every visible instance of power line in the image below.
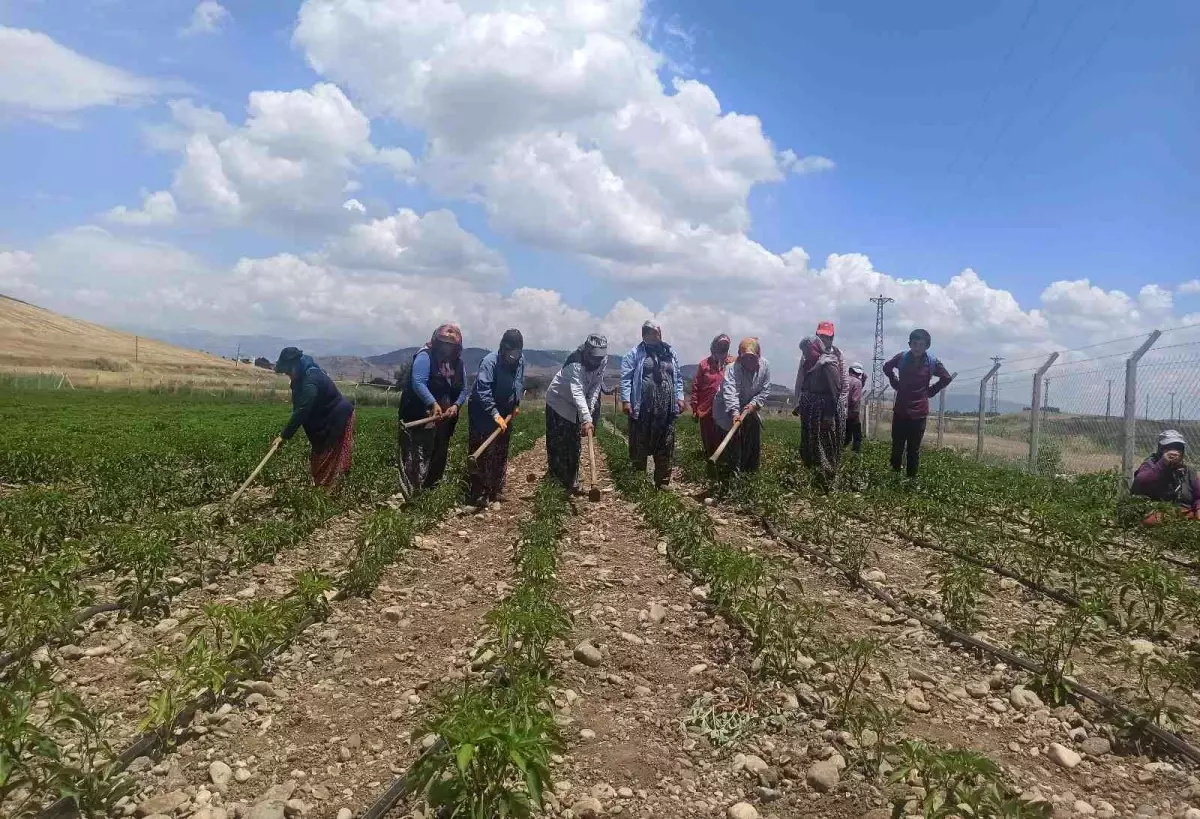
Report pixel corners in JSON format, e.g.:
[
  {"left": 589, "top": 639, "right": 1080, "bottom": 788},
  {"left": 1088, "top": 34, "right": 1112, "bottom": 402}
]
[
  {"left": 957, "top": 0, "right": 1091, "bottom": 195},
  {"left": 943, "top": 0, "right": 1042, "bottom": 178},
  {"left": 996, "top": 0, "right": 1133, "bottom": 179}
]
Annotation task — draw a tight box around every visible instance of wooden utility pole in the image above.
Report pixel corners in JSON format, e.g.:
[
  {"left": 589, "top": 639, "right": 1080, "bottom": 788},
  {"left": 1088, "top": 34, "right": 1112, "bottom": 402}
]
[{"left": 1105, "top": 379, "right": 1112, "bottom": 419}]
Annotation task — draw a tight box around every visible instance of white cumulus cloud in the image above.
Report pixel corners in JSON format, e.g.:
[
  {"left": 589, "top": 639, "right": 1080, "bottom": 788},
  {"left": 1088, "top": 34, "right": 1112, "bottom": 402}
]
[
  {"left": 181, "top": 2, "right": 231, "bottom": 37},
  {"left": 105, "top": 191, "right": 179, "bottom": 227},
  {"left": 293, "top": 0, "right": 816, "bottom": 275},
  {"left": 0, "top": 26, "right": 165, "bottom": 123},
  {"left": 156, "top": 84, "right": 415, "bottom": 231}
]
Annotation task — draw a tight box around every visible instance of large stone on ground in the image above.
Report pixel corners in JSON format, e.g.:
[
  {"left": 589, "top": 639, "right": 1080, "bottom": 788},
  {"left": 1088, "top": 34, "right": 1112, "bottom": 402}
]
[
  {"left": 135, "top": 792, "right": 188, "bottom": 817},
  {"left": 728, "top": 804, "right": 759, "bottom": 819},
  {"left": 208, "top": 761, "right": 232, "bottom": 788},
  {"left": 573, "top": 640, "right": 603, "bottom": 668},
  {"left": 806, "top": 760, "right": 840, "bottom": 793},
  {"left": 1048, "top": 743, "right": 1081, "bottom": 769},
  {"left": 570, "top": 797, "right": 603, "bottom": 818}
]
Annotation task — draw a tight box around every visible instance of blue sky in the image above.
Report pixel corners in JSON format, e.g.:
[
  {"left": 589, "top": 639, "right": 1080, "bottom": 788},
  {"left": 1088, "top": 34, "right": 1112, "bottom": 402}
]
[{"left": 1, "top": 0, "right": 1197, "bottom": 367}]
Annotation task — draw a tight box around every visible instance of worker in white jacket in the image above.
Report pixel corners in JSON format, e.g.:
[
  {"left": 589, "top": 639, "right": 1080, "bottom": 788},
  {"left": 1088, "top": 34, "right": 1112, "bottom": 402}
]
[
  {"left": 713, "top": 337, "right": 772, "bottom": 473},
  {"left": 545, "top": 334, "right": 608, "bottom": 492}
]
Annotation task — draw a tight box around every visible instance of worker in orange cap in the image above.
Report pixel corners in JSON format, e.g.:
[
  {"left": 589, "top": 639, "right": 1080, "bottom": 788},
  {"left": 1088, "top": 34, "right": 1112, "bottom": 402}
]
[{"left": 794, "top": 320, "right": 848, "bottom": 486}]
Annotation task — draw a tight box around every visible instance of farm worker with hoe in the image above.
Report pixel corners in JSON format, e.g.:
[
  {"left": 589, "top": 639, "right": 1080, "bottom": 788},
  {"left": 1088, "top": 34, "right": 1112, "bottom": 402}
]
[
  {"left": 621, "top": 321, "right": 685, "bottom": 488},
  {"left": 545, "top": 334, "right": 608, "bottom": 493},
  {"left": 691, "top": 334, "right": 735, "bottom": 459},
  {"left": 713, "top": 338, "right": 772, "bottom": 474},
  {"left": 883, "top": 328, "right": 954, "bottom": 478},
  {"left": 398, "top": 324, "right": 466, "bottom": 494},
  {"left": 1131, "top": 429, "right": 1200, "bottom": 525},
  {"left": 466, "top": 329, "right": 526, "bottom": 508},
  {"left": 272, "top": 347, "right": 355, "bottom": 488},
  {"left": 845, "top": 363, "right": 867, "bottom": 453},
  {"left": 794, "top": 321, "right": 848, "bottom": 485}
]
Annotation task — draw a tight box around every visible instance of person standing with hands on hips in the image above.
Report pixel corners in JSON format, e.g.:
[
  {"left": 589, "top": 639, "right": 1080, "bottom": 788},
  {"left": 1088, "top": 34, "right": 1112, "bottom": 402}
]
[
  {"left": 882, "top": 328, "right": 954, "bottom": 478},
  {"left": 712, "top": 338, "right": 772, "bottom": 474},
  {"left": 620, "top": 321, "right": 685, "bottom": 488}
]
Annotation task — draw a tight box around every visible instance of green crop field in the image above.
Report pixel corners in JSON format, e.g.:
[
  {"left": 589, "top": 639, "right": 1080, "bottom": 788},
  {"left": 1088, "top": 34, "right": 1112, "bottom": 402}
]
[{"left": 5, "top": 387, "right": 1200, "bottom": 819}]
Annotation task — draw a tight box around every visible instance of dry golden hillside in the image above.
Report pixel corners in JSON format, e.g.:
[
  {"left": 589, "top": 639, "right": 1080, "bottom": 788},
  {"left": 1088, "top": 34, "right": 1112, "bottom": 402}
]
[{"left": 0, "top": 295, "right": 283, "bottom": 388}]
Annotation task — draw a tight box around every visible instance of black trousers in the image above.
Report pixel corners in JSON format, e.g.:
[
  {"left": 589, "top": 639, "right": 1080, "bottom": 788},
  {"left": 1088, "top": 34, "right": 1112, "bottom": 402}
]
[
  {"left": 844, "top": 419, "right": 862, "bottom": 453},
  {"left": 890, "top": 416, "right": 927, "bottom": 477}
]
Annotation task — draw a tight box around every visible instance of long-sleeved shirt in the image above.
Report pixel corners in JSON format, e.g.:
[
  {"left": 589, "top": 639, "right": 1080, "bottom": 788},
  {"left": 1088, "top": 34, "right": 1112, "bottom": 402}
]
[
  {"left": 467, "top": 352, "right": 525, "bottom": 434},
  {"left": 410, "top": 349, "right": 468, "bottom": 409},
  {"left": 282, "top": 355, "right": 353, "bottom": 449},
  {"left": 794, "top": 336, "right": 844, "bottom": 398},
  {"left": 883, "top": 351, "right": 952, "bottom": 420},
  {"left": 713, "top": 359, "right": 773, "bottom": 431},
  {"left": 1131, "top": 455, "right": 1200, "bottom": 512},
  {"left": 620, "top": 342, "right": 684, "bottom": 420},
  {"left": 847, "top": 376, "right": 865, "bottom": 420},
  {"left": 546, "top": 362, "right": 604, "bottom": 425},
  {"left": 691, "top": 355, "right": 731, "bottom": 418}
]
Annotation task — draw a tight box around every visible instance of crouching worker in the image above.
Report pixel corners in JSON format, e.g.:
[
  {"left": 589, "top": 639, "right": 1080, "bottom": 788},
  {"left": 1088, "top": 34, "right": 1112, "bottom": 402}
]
[
  {"left": 273, "top": 347, "right": 355, "bottom": 488},
  {"left": 1131, "top": 429, "right": 1200, "bottom": 525}
]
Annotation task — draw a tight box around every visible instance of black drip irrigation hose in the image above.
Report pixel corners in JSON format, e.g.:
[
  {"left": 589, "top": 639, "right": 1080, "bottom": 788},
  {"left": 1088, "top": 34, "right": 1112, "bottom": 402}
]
[
  {"left": 1, "top": 566, "right": 230, "bottom": 676},
  {"left": 0, "top": 602, "right": 122, "bottom": 673},
  {"left": 357, "top": 739, "right": 447, "bottom": 819},
  {"left": 35, "top": 604, "right": 332, "bottom": 819},
  {"left": 760, "top": 517, "right": 1200, "bottom": 767}
]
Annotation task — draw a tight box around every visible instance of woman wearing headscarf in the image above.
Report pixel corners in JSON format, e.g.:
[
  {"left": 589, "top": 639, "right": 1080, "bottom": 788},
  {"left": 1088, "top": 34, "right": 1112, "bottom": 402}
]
[
  {"left": 398, "top": 324, "right": 466, "bottom": 493},
  {"left": 545, "top": 334, "right": 608, "bottom": 492},
  {"left": 844, "top": 363, "right": 867, "bottom": 453},
  {"left": 466, "top": 329, "right": 526, "bottom": 507},
  {"left": 794, "top": 320, "right": 848, "bottom": 484},
  {"left": 273, "top": 347, "right": 355, "bottom": 488},
  {"left": 1132, "top": 429, "right": 1200, "bottom": 525},
  {"left": 691, "top": 334, "right": 734, "bottom": 458},
  {"left": 713, "top": 338, "right": 772, "bottom": 473},
  {"left": 620, "top": 321, "right": 685, "bottom": 488}
]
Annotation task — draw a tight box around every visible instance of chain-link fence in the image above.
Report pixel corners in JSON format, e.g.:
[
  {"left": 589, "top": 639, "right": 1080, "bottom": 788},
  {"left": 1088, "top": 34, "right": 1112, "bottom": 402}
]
[{"left": 866, "top": 325, "right": 1200, "bottom": 476}]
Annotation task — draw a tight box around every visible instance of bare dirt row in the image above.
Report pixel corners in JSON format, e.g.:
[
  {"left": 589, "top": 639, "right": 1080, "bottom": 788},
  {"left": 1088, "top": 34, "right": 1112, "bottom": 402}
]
[
  {"left": 665, "top": 463, "right": 1200, "bottom": 819},
  {"left": 97, "top": 444, "right": 545, "bottom": 819}
]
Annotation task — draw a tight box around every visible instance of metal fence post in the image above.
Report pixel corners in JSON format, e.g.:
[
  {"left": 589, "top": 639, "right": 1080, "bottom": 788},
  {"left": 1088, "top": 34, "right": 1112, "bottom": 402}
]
[
  {"left": 1123, "top": 330, "right": 1162, "bottom": 478},
  {"left": 936, "top": 390, "right": 945, "bottom": 448},
  {"left": 1028, "top": 352, "right": 1060, "bottom": 473},
  {"left": 976, "top": 362, "right": 1002, "bottom": 460}
]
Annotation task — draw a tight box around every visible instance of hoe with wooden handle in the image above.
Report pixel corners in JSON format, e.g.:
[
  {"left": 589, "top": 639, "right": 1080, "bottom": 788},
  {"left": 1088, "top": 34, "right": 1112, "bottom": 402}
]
[
  {"left": 230, "top": 437, "right": 282, "bottom": 505},
  {"left": 709, "top": 416, "right": 743, "bottom": 464},
  {"left": 468, "top": 414, "right": 514, "bottom": 464},
  {"left": 586, "top": 428, "right": 602, "bottom": 501}
]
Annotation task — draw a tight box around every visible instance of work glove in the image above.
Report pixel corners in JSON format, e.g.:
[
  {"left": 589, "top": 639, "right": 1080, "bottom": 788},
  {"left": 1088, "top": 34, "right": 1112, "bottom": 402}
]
[{"left": 494, "top": 414, "right": 509, "bottom": 433}]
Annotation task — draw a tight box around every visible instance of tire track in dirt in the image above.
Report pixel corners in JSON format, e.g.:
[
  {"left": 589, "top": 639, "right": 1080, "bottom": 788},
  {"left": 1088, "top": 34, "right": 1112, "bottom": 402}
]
[
  {"left": 670, "top": 471, "right": 1199, "bottom": 819},
  {"left": 122, "top": 443, "right": 547, "bottom": 819},
  {"left": 547, "top": 445, "right": 801, "bottom": 819}
]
